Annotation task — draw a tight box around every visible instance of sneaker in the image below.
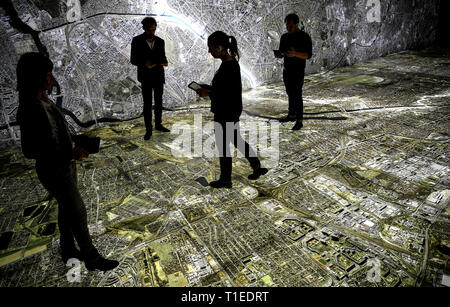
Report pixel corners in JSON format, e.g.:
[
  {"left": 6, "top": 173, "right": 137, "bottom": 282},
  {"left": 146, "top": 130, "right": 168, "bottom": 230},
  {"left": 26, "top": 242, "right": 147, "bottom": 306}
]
[
  {"left": 292, "top": 121, "right": 303, "bottom": 131},
  {"left": 155, "top": 125, "right": 170, "bottom": 132},
  {"left": 209, "top": 180, "right": 232, "bottom": 189},
  {"left": 248, "top": 167, "right": 268, "bottom": 180}
]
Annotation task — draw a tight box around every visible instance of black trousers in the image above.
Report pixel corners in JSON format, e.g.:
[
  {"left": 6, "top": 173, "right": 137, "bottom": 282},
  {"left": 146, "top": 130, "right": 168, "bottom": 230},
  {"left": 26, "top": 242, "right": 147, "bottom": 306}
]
[
  {"left": 214, "top": 120, "right": 261, "bottom": 182},
  {"left": 35, "top": 160, "right": 96, "bottom": 256},
  {"left": 141, "top": 81, "right": 164, "bottom": 132},
  {"left": 283, "top": 69, "right": 305, "bottom": 120}
]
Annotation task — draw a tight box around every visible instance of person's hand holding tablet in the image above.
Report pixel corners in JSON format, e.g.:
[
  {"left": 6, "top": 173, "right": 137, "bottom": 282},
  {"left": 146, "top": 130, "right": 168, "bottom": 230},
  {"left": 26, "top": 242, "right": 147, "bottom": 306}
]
[
  {"left": 273, "top": 50, "right": 284, "bottom": 58},
  {"left": 189, "top": 81, "right": 211, "bottom": 97}
]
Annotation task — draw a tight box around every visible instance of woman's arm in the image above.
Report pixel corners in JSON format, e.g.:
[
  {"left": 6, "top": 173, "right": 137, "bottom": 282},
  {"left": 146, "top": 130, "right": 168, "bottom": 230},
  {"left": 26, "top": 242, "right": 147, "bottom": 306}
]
[{"left": 19, "top": 104, "right": 58, "bottom": 160}]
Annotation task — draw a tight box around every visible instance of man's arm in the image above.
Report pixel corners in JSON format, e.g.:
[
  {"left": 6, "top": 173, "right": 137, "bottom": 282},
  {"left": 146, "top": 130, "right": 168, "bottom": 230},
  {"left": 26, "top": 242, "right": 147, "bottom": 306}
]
[
  {"left": 130, "top": 37, "right": 142, "bottom": 66},
  {"left": 20, "top": 105, "right": 58, "bottom": 160},
  {"left": 275, "top": 35, "right": 285, "bottom": 59},
  {"left": 286, "top": 33, "right": 312, "bottom": 59},
  {"left": 161, "top": 39, "right": 168, "bottom": 66},
  {"left": 286, "top": 50, "right": 310, "bottom": 59},
  {"left": 305, "top": 32, "right": 312, "bottom": 59}
]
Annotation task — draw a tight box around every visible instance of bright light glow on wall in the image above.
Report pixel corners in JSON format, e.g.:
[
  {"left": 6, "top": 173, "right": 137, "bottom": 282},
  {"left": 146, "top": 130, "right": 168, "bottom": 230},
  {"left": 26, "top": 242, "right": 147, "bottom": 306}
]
[{"left": 146, "top": 0, "right": 257, "bottom": 88}]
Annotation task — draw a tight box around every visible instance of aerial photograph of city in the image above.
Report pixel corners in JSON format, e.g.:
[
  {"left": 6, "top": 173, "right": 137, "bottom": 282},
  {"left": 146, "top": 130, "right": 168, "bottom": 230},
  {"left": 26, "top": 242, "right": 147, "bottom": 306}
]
[{"left": 0, "top": 0, "right": 449, "bottom": 293}]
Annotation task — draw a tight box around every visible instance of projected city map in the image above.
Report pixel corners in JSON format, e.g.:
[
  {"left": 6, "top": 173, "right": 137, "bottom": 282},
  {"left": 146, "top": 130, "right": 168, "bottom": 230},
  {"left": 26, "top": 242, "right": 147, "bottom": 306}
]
[{"left": 0, "top": 0, "right": 449, "bottom": 287}]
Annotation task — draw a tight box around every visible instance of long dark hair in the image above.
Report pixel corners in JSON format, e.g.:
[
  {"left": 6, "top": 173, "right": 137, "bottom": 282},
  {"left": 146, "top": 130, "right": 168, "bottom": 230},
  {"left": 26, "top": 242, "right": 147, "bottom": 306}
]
[
  {"left": 208, "top": 31, "right": 239, "bottom": 61},
  {"left": 16, "top": 52, "right": 53, "bottom": 122},
  {"left": 16, "top": 52, "right": 53, "bottom": 103}
]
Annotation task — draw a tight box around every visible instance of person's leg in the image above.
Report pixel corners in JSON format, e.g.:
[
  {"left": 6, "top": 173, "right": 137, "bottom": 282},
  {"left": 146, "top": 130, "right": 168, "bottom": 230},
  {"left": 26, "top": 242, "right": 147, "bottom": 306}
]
[
  {"left": 231, "top": 123, "right": 269, "bottom": 180},
  {"left": 154, "top": 83, "right": 170, "bottom": 131},
  {"left": 57, "top": 204, "right": 78, "bottom": 261},
  {"left": 66, "top": 162, "right": 119, "bottom": 271},
  {"left": 36, "top": 161, "right": 94, "bottom": 256},
  {"left": 232, "top": 122, "right": 260, "bottom": 170},
  {"left": 43, "top": 163, "right": 95, "bottom": 252},
  {"left": 218, "top": 156, "right": 232, "bottom": 182},
  {"left": 210, "top": 121, "right": 232, "bottom": 188},
  {"left": 35, "top": 160, "right": 118, "bottom": 271},
  {"left": 218, "top": 121, "right": 232, "bottom": 182},
  {"left": 296, "top": 72, "right": 305, "bottom": 121},
  {"left": 54, "top": 161, "right": 76, "bottom": 253},
  {"left": 36, "top": 162, "right": 73, "bottom": 250},
  {"left": 283, "top": 70, "right": 297, "bottom": 119},
  {"left": 154, "top": 82, "right": 163, "bottom": 127},
  {"left": 141, "top": 82, "right": 153, "bottom": 136},
  {"left": 292, "top": 72, "right": 305, "bottom": 130}
]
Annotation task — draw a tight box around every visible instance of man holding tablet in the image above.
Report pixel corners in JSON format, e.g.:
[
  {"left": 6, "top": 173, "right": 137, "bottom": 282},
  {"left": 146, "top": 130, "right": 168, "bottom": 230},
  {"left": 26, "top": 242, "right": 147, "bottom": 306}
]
[{"left": 275, "top": 13, "right": 312, "bottom": 131}]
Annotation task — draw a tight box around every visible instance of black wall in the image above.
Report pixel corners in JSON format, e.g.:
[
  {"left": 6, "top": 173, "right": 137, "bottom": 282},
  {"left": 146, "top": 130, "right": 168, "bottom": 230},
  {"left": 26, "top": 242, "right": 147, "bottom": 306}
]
[{"left": 437, "top": 0, "right": 450, "bottom": 46}]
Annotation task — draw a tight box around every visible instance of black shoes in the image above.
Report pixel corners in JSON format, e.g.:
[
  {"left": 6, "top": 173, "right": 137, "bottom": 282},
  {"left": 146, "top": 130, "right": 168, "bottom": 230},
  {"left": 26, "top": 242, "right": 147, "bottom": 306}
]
[
  {"left": 144, "top": 131, "right": 152, "bottom": 140},
  {"left": 209, "top": 166, "right": 268, "bottom": 187},
  {"left": 209, "top": 180, "right": 232, "bottom": 189},
  {"left": 84, "top": 250, "right": 119, "bottom": 272},
  {"left": 279, "top": 115, "right": 297, "bottom": 122},
  {"left": 155, "top": 125, "right": 170, "bottom": 132},
  {"left": 145, "top": 125, "right": 169, "bottom": 139},
  {"left": 292, "top": 120, "right": 303, "bottom": 131},
  {"left": 62, "top": 247, "right": 119, "bottom": 272},
  {"left": 85, "top": 257, "right": 119, "bottom": 272},
  {"left": 248, "top": 167, "right": 268, "bottom": 180}
]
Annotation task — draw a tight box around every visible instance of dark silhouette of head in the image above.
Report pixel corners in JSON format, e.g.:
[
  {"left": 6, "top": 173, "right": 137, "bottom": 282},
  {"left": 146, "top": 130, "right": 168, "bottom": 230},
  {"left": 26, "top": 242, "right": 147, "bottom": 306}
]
[
  {"left": 207, "top": 31, "right": 239, "bottom": 61},
  {"left": 285, "top": 13, "right": 300, "bottom": 33},
  {"left": 16, "top": 52, "right": 53, "bottom": 104},
  {"left": 142, "top": 17, "right": 157, "bottom": 38}
]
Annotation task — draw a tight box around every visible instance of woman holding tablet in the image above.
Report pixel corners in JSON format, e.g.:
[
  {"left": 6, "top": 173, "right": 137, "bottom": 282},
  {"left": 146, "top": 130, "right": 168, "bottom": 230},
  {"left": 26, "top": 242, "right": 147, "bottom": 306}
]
[
  {"left": 16, "top": 52, "right": 119, "bottom": 271},
  {"left": 196, "top": 31, "right": 268, "bottom": 188}
]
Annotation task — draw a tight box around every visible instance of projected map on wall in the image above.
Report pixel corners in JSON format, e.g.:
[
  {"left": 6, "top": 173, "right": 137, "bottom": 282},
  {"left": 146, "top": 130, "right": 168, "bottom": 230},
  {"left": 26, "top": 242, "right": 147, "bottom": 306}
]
[
  {"left": 1, "top": 0, "right": 438, "bottom": 144},
  {"left": 1, "top": 0, "right": 303, "bottom": 142}
]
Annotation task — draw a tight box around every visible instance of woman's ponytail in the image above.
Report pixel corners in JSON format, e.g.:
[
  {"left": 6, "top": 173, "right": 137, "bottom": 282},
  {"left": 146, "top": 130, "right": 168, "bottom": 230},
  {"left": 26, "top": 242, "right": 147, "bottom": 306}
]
[
  {"left": 208, "top": 31, "right": 240, "bottom": 61},
  {"left": 228, "top": 35, "right": 239, "bottom": 61}
]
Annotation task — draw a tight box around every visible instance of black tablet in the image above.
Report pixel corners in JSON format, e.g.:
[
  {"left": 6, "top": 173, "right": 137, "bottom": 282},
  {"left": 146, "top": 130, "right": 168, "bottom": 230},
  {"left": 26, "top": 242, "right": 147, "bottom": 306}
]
[
  {"left": 273, "top": 50, "right": 284, "bottom": 57},
  {"left": 188, "top": 81, "right": 202, "bottom": 91}
]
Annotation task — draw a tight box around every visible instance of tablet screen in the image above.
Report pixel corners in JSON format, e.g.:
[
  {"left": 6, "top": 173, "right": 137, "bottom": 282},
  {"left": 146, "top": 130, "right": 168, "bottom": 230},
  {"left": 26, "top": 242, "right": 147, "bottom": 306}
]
[{"left": 188, "top": 82, "right": 202, "bottom": 91}]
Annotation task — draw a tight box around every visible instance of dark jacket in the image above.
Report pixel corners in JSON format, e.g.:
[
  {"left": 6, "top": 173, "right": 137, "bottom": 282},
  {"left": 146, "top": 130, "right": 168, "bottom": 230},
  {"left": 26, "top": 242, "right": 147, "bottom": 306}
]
[
  {"left": 17, "top": 97, "right": 73, "bottom": 164},
  {"left": 210, "top": 60, "right": 243, "bottom": 122},
  {"left": 130, "top": 33, "right": 168, "bottom": 84}
]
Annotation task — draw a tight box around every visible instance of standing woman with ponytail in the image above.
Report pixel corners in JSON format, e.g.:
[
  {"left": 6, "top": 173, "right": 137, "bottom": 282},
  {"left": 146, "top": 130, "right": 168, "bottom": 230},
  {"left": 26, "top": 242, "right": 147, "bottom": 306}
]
[{"left": 196, "top": 31, "right": 268, "bottom": 188}]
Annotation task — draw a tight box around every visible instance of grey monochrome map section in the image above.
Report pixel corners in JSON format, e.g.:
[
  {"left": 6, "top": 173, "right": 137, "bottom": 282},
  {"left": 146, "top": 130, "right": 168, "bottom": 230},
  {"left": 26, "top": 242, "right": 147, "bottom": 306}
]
[{"left": 0, "top": 0, "right": 440, "bottom": 145}]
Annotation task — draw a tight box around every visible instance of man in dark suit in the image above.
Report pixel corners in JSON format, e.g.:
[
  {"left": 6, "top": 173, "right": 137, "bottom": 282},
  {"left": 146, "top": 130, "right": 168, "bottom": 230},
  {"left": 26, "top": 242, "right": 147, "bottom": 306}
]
[{"left": 131, "top": 17, "right": 170, "bottom": 140}]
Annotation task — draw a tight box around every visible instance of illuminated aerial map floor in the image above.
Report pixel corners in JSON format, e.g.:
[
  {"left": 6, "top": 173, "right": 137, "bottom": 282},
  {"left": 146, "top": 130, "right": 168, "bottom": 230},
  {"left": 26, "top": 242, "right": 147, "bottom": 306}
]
[{"left": 0, "top": 47, "right": 449, "bottom": 287}]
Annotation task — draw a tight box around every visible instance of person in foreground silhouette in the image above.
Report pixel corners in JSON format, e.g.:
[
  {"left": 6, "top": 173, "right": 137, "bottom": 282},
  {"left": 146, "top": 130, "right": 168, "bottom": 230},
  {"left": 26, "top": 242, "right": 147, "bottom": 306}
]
[
  {"left": 16, "top": 52, "right": 119, "bottom": 272},
  {"left": 196, "top": 31, "right": 268, "bottom": 189},
  {"left": 131, "top": 17, "right": 170, "bottom": 140},
  {"left": 275, "top": 13, "right": 312, "bottom": 130}
]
